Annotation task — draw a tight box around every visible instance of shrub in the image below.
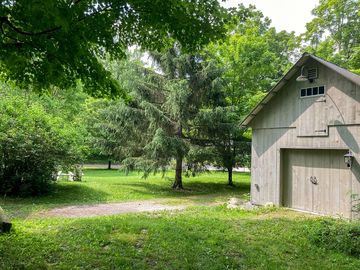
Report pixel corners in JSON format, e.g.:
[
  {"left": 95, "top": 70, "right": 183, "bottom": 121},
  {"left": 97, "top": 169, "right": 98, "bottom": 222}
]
[
  {"left": 0, "top": 96, "right": 84, "bottom": 196},
  {"left": 308, "top": 219, "right": 360, "bottom": 257},
  {"left": 351, "top": 193, "right": 360, "bottom": 213}
]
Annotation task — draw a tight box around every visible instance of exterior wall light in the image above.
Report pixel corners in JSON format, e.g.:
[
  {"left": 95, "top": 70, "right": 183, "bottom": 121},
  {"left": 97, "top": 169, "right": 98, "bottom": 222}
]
[
  {"left": 296, "top": 66, "right": 308, "bottom": 82},
  {"left": 344, "top": 150, "right": 354, "bottom": 168},
  {"left": 296, "top": 65, "right": 317, "bottom": 83}
]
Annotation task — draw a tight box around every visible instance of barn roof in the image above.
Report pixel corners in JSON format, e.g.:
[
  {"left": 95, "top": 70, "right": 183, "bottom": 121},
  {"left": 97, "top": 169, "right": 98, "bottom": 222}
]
[{"left": 240, "top": 53, "right": 360, "bottom": 127}]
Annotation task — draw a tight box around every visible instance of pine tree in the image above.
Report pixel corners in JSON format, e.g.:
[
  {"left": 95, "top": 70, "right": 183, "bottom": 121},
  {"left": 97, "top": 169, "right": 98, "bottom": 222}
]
[
  {"left": 189, "top": 106, "right": 251, "bottom": 186},
  {"left": 92, "top": 47, "right": 225, "bottom": 189}
]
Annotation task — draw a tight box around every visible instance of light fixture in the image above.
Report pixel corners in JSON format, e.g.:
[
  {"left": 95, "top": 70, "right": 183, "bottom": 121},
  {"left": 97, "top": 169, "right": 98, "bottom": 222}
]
[
  {"left": 296, "top": 66, "right": 308, "bottom": 82},
  {"left": 344, "top": 150, "right": 354, "bottom": 168}
]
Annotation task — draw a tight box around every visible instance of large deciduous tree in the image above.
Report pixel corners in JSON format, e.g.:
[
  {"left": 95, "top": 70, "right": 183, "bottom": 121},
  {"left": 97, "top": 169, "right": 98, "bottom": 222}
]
[
  {"left": 183, "top": 4, "right": 298, "bottom": 185},
  {"left": 207, "top": 4, "right": 299, "bottom": 117},
  {"left": 303, "top": 0, "right": 360, "bottom": 72},
  {"left": 0, "top": 0, "right": 227, "bottom": 96}
]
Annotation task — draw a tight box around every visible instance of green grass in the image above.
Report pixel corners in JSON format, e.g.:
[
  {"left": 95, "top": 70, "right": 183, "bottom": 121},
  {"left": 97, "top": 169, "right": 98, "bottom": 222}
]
[
  {"left": 1, "top": 207, "right": 360, "bottom": 269},
  {"left": 1, "top": 169, "right": 360, "bottom": 269},
  {"left": 0, "top": 169, "right": 250, "bottom": 218}
]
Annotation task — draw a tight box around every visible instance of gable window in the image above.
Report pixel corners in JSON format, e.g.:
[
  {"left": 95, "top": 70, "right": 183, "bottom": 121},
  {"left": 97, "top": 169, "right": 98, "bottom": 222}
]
[{"left": 300, "top": 85, "right": 325, "bottom": 98}]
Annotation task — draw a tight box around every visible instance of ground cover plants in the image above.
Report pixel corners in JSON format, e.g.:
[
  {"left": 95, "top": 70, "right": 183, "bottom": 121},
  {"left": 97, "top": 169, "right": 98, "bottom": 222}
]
[
  {"left": 1, "top": 207, "right": 360, "bottom": 269},
  {"left": 1, "top": 170, "right": 360, "bottom": 269}
]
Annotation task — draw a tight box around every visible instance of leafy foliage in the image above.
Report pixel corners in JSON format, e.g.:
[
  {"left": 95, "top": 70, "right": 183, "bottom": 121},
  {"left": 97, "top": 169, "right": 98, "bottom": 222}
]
[
  {"left": 91, "top": 48, "right": 228, "bottom": 188},
  {"left": 91, "top": 2, "right": 300, "bottom": 187},
  {"left": 183, "top": 5, "right": 297, "bottom": 183},
  {"left": 207, "top": 4, "right": 299, "bottom": 117},
  {"left": 0, "top": 0, "right": 227, "bottom": 96},
  {"left": 0, "top": 94, "right": 84, "bottom": 196},
  {"left": 88, "top": 54, "right": 150, "bottom": 168},
  {"left": 303, "top": 0, "right": 360, "bottom": 72},
  {"left": 308, "top": 219, "right": 360, "bottom": 257},
  {"left": 190, "top": 106, "right": 251, "bottom": 185}
]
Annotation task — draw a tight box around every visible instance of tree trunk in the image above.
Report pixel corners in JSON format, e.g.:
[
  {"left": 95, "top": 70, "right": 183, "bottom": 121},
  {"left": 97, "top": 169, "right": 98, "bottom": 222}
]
[
  {"left": 227, "top": 166, "right": 235, "bottom": 186},
  {"left": 108, "top": 160, "right": 112, "bottom": 170},
  {"left": 172, "top": 124, "right": 184, "bottom": 189},
  {"left": 172, "top": 157, "right": 183, "bottom": 189}
]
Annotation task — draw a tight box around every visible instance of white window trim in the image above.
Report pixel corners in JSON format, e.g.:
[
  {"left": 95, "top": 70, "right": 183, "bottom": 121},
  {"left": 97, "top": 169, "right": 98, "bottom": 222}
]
[{"left": 300, "top": 85, "right": 326, "bottom": 99}]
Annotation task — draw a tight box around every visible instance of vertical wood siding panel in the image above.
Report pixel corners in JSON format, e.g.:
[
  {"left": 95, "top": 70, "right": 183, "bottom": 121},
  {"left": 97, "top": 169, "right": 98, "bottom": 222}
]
[{"left": 332, "top": 151, "right": 341, "bottom": 215}]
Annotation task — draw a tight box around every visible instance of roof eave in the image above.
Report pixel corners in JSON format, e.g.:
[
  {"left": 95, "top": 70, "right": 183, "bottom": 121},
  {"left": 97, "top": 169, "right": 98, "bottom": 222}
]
[
  {"left": 240, "top": 53, "right": 311, "bottom": 127},
  {"left": 240, "top": 53, "right": 360, "bottom": 128}
]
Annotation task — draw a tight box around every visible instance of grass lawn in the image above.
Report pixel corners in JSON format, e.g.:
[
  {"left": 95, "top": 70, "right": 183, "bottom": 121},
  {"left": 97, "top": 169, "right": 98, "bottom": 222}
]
[
  {"left": 1, "top": 208, "right": 360, "bottom": 269},
  {"left": 0, "top": 169, "right": 250, "bottom": 219},
  {"left": 1, "top": 169, "right": 360, "bottom": 269}
]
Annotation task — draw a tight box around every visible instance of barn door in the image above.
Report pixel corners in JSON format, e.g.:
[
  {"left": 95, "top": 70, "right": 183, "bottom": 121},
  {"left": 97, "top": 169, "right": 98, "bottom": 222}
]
[
  {"left": 282, "top": 149, "right": 351, "bottom": 217},
  {"left": 282, "top": 149, "right": 313, "bottom": 211},
  {"left": 298, "top": 96, "right": 328, "bottom": 137},
  {"left": 311, "top": 150, "right": 352, "bottom": 217}
]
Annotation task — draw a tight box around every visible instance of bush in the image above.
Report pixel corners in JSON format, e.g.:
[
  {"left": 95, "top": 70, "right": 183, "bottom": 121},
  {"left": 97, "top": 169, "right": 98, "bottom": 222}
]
[
  {"left": 308, "top": 219, "right": 360, "bottom": 257},
  {"left": 0, "top": 96, "right": 84, "bottom": 196}
]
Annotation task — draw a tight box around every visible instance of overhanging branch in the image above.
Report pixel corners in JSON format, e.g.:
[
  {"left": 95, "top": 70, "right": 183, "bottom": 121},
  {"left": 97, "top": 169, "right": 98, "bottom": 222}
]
[
  {"left": 0, "top": 4, "right": 114, "bottom": 39},
  {"left": 0, "top": 17, "right": 61, "bottom": 36}
]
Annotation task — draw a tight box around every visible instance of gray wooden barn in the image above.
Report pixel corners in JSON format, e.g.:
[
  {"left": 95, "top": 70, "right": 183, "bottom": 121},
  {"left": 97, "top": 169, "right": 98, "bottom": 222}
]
[{"left": 241, "top": 53, "right": 360, "bottom": 218}]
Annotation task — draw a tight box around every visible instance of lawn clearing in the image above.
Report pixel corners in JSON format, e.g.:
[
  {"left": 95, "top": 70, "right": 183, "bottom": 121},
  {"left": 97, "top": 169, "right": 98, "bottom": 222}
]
[
  {"left": 1, "top": 169, "right": 360, "bottom": 269},
  {"left": 1, "top": 207, "right": 360, "bottom": 270},
  {"left": 0, "top": 169, "right": 250, "bottom": 218}
]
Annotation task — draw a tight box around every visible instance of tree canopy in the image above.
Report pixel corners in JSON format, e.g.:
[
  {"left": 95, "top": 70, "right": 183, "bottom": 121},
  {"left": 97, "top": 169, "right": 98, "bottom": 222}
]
[
  {"left": 207, "top": 4, "right": 299, "bottom": 117},
  {"left": 91, "top": 47, "right": 231, "bottom": 188},
  {"left": 89, "top": 4, "right": 302, "bottom": 188},
  {"left": 0, "top": 0, "right": 227, "bottom": 96},
  {"left": 0, "top": 92, "right": 85, "bottom": 196},
  {"left": 303, "top": 0, "right": 360, "bottom": 72}
]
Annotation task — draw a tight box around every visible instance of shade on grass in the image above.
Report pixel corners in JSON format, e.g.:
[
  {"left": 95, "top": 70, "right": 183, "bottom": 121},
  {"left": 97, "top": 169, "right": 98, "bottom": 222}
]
[
  {"left": 0, "top": 169, "right": 250, "bottom": 219},
  {"left": 1, "top": 169, "right": 359, "bottom": 269},
  {"left": 1, "top": 207, "right": 360, "bottom": 270}
]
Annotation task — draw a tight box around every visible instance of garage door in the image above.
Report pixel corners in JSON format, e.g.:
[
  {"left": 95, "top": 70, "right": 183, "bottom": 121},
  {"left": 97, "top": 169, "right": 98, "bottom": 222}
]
[{"left": 282, "top": 149, "right": 352, "bottom": 217}]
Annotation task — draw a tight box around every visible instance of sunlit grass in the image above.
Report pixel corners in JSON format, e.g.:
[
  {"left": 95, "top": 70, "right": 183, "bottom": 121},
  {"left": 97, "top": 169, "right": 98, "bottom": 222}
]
[
  {"left": 0, "top": 169, "right": 250, "bottom": 218},
  {"left": 1, "top": 170, "right": 359, "bottom": 269},
  {"left": 1, "top": 207, "right": 360, "bottom": 270}
]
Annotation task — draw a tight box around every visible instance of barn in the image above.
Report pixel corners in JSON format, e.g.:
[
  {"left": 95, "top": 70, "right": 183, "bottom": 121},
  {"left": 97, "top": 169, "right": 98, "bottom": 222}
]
[{"left": 241, "top": 53, "right": 360, "bottom": 218}]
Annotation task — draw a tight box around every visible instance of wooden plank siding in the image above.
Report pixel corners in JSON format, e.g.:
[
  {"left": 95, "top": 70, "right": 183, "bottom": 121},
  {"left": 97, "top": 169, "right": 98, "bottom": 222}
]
[
  {"left": 281, "top": 149, "right": 351, "bottom": 218},
  {"left": 249, "top": 58, "right": 360, "bottom": 218}
]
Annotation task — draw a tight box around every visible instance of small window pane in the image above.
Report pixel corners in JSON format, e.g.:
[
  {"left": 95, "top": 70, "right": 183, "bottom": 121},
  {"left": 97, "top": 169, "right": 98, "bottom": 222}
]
[
  {"left": 319, "top": 86, "right": 325, "bottom": 94},
  {"left": 307, "top": 88, "right": 312, "bottom": 96},
  {"left": 313, "top": 87, "right": 318, "bottom": 95},
  {"left": 301, "top": 89, "right": 306, "bottom": 97}
]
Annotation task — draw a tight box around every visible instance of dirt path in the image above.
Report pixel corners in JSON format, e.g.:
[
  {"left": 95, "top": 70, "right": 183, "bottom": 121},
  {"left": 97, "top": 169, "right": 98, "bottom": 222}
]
[{"left": 42, "top": 200, "right": 187, "bottom": 218}]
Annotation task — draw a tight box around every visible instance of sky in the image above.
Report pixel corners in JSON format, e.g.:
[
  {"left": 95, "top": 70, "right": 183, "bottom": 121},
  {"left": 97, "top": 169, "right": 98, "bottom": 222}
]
[{"left": 221, "top": 0, "right": 319, "bottom": 34}]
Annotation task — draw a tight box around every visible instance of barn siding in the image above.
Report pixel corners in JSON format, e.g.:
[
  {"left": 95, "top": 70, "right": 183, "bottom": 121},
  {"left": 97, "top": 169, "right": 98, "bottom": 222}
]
[
  {"left": 252, "top": 60, "right": 360, "bottom": 130},
  {"left": 250, "top": 59, "right": 360, "bottom": 218},
  {"left": 251, "top": 126, "right": 360, "bottom": 210}
]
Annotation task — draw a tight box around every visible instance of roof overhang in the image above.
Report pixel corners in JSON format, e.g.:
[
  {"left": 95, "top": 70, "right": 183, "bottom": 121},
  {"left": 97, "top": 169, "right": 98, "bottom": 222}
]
[{"left": 240, "top": 53, "right": 360, "bottom": 128}]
